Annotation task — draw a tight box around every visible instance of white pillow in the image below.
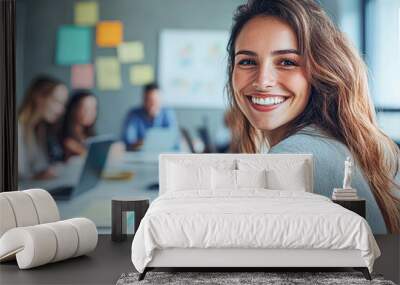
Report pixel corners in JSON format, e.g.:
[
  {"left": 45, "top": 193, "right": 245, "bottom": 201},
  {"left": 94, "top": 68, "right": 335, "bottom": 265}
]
[
  {"left": 236, "top": 169, "right": 268, "bottom": 189},
  {"left": 266, "top": 163, "right": 307, "bottom": 191},
  {"left": 167, "top": 162, "right": 211, "bottom": 191},
  {"left": 211, "top": 169, "right": 268, "bottom": 191},
  {"left": 237, "top": 159, "right": 309, "bottom": 191},
  {"left": 211, "top": 168, "right": 237, "bottom": 190}
]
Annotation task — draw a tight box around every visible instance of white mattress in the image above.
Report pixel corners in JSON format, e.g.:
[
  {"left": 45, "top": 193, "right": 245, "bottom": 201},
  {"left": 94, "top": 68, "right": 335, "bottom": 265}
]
[{"left": 131, "top": 190, "right": 380, "bottom": 273}]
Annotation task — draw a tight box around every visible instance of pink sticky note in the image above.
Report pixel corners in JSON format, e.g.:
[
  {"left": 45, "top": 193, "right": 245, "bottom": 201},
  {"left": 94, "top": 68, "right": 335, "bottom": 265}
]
[{"left": 71, "top": 64, "right": 94, "bottom": 89}]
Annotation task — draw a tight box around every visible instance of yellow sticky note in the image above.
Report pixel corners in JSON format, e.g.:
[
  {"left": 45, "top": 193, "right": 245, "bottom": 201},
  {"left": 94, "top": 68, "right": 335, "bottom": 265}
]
[
  {"left": 96, "top": 21, "right": 123, "bottom": 47},
  {"left": 75, "top": 2, "right": 99, "bottom": 26},
  {"left": 117, "top": 41, "right": 144, "bottom": 63},
  {"left": 96, "top": 57, "right": 122, "bottom": 90},
  {"left": 130, "top": 65, "right": 154, "bottom": 86}
]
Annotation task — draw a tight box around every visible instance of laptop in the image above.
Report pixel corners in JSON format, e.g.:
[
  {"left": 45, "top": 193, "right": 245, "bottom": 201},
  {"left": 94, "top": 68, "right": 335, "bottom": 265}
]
[
  {"left": 49, "top": 135, "right": 114, "bottom": 200},
  {"left": 140, "top": 127, "right": 179, "bottom": 152}
]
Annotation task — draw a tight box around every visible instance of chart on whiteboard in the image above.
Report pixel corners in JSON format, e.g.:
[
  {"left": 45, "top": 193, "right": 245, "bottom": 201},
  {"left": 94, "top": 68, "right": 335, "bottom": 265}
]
[{"left": 159, "top": 29, "right": 229, "bottom": 108}]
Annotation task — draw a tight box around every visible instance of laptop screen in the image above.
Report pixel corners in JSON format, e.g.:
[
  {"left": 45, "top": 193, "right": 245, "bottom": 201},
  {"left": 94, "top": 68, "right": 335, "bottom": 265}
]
[
  {"left": 140, "top": 127, "right": 179, "bottom": 152},
  {"left": 72, "top": 136, "right": 114, "bottom": 198}
]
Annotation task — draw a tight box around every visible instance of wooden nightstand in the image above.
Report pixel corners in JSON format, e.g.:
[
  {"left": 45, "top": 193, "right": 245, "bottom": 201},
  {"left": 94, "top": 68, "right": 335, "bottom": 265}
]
[{"left": 332, "top": 199, "right": 366, "bottom": 218}]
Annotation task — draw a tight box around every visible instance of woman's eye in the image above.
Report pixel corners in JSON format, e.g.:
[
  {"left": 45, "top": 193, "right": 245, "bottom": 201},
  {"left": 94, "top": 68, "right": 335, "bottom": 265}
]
[
  {"left": 279, "top": 59, "right": 298, "bottom": 67},
  {"left": 238, "top": 59, "right": 256, "bottom": 66}
]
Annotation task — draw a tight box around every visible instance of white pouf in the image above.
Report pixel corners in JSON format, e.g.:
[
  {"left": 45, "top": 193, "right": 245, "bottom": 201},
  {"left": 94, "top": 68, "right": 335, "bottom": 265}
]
[{"left": 0, "top": 189, "right": 98, "bottom": 269}]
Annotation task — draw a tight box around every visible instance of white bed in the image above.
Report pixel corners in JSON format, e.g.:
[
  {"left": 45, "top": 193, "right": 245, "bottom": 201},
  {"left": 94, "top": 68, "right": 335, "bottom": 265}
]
[{"left": 131, "top": 154, "right": 380, "bottom": 280}]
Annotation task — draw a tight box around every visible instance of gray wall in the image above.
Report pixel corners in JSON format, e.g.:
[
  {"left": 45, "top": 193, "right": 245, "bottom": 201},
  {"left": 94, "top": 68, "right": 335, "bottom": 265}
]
[{"left": 16, "top": 0, "right": 358, "bottom": 141}]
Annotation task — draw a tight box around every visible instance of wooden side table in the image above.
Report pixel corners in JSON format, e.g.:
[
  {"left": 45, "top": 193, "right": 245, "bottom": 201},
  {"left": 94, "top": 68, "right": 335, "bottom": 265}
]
[
  {"left": 112, "top": 197, "right": 149, "bottom": 242},
  {"left": 332, "top": 199, "right": 366, "bottom": 218}
]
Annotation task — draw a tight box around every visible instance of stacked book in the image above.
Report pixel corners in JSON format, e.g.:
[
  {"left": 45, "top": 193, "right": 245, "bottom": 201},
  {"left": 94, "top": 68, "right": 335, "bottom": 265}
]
[{"left": 332, "top": 188, "right": 358, "bottom": 200}]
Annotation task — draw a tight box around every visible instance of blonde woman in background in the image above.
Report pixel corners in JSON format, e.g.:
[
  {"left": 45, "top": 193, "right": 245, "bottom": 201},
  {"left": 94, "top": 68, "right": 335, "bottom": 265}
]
[
  {"left": 18, "top": 76, "right": 68, "bottom": 180},
  {"left": 226, "top": 0, "right": 400, "bottom": 233}
]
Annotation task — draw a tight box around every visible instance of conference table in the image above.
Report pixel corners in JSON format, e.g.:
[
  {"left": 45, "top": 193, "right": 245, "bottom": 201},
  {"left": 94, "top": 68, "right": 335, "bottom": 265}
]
[{"left": 18, "top": 151, "right": 164, "bottom": 233}]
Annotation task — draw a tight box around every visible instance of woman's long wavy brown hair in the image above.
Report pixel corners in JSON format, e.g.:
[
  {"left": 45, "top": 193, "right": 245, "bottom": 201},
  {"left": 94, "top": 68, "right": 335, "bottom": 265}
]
[{"left": 226, "top": 0, "right": 400, "bottom": 233}]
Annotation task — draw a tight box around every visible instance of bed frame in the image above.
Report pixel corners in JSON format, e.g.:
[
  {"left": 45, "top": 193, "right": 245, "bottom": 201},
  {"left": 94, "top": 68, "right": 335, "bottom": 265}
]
[
  {"left": 139, "top": 248, "right": 371, "bottom": 280},
  {"left": 138, "top": 154, "right": 372, "bottom": 281}
]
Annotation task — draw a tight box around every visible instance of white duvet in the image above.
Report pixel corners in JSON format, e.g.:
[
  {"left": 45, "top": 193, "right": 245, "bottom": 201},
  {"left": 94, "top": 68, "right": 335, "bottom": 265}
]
[{"left": 131, "top": 190, "right": 380, "bottom": 273}]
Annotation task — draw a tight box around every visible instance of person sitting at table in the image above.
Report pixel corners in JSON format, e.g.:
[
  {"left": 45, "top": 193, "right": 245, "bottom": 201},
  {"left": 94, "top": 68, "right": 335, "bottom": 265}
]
[
  {"left": 18, "top": 75, "right": 69, "bottom": 180},
  {"left": 60, "top": 90, "right": 98, "bottom": 161},
  {"left": 121, "top": 82, "right": 179, "bottom": 151}
]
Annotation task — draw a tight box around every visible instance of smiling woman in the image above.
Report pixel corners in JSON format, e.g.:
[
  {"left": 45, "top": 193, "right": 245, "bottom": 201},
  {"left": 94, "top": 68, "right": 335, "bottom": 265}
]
[
  {"left": 226, "top": 0, "right": 400, "bottom": 233},
  {"left": 232, "top": 16, "right": 311, "bottom": 146}
]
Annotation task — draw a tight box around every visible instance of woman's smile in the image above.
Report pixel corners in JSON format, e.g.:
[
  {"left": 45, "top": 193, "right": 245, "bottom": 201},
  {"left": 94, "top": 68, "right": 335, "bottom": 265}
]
[{"left": 245, "top": 93, "right": 291, "bottom": 112}]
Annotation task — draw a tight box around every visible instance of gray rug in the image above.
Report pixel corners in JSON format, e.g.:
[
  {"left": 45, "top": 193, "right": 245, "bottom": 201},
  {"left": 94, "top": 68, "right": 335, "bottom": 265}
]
[{"left": 116, "top": 271, "right": 396, "bottom": 285}]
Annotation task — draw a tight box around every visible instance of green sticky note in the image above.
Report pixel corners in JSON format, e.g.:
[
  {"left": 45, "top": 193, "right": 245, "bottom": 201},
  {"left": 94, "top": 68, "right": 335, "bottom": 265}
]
[
  {"left": 130, "top": 64, "right": 154, "bottom": 86},
  {"left": 56, "top": 25, "right": 92, "bottom": 66},
  {"left": 75, "top": 2, "right": 99, "bottom": 26},
  {"left": 118, "top": 41, "right": 144, "bottom": 63},
  {"left": 96, "top": 57, "right": 122, "bottom": 90}
]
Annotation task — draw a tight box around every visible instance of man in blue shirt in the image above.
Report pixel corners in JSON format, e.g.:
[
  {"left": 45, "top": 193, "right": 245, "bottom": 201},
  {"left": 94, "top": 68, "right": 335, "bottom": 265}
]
[{"left": 121, "top": 83, "right": 179, "bottom": 151}]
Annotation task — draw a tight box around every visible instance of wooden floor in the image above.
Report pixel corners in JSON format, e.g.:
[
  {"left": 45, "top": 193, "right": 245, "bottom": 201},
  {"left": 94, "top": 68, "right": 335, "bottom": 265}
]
[{"left": 0, "top": 235, "right": 398, "bottom": 285}]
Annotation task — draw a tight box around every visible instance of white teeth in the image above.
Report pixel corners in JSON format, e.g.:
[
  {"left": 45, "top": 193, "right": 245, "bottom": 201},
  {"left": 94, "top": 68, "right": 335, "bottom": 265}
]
[{"left": 251, "top": 96, "right": 285, "bottom": 106}]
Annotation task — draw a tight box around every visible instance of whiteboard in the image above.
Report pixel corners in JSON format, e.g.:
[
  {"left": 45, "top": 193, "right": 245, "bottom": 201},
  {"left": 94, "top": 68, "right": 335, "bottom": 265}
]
[{"left": 158, "top": 29, "right": 229, "bottom": 109}]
